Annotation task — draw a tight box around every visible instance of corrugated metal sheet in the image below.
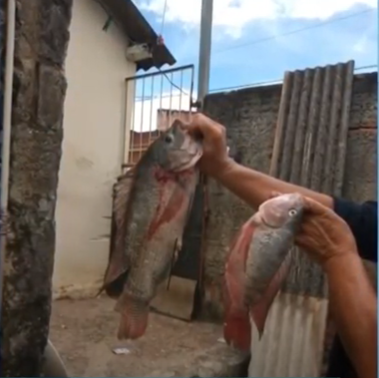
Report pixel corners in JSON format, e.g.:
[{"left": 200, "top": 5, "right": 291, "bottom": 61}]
[{"left": 249, "top": 60, "right": 355, "bottom": 377}]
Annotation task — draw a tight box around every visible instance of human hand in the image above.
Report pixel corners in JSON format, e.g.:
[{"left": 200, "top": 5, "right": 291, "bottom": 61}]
[
  {"left": 268, "top": 192, "right": 358, "bottom": 269},
  {"left": 185, "top": 113, "right": 231, "bottom": 177},
  {"left": 295, "top": 196, "right": 358, "bottom": 269}
]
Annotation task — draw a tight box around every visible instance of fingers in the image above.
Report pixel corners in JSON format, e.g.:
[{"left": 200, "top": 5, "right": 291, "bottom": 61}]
[
  {"left": 185, "top": 113, "right": 226, "bottom": 141},
  {"left": 302, "top": 196, "right": 330, "bottom": 216},
  {"left": 268, "top": 191, "right": 282, "bottom": 200}
]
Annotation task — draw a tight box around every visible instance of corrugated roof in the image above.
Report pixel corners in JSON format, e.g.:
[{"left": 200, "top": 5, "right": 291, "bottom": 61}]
[
  {"left": 98, "top": 0, "right": 176, "bottom": 71},
  {"left": 249, "top": 60, "right": 356, "bottom": 377}
]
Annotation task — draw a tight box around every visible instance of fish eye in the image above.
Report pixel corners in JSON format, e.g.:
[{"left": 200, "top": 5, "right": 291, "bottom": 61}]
[
  {"left": 164, "top": 134, "right": 174, "bottom": 144},
  {"left": 288, "top": 209, "right": 297, "bottom": 217}
]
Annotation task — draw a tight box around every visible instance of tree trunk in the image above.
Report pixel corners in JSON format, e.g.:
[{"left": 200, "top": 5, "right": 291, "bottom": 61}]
[{"left": 1, "top": 0, "right": 72, "bottom": 376}]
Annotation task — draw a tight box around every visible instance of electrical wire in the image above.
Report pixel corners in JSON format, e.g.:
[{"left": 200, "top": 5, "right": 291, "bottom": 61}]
[
  {"left": 154, "top": 0, "right": 190, "bottom": 97},
  {"left": 159, "top": 0, "right": 168, "bottom": 36},
  {"left": 134, "top": 63, "right": 377, "bottom": 100},
  {"left": 213, "top": 8, "right": 376, "bottom": 54},
  {"left": 142, "top": 6, "right": 377, "bottom": 101},
  {"left": 209, "top": 64, "right": 378, "bottom": 93}
]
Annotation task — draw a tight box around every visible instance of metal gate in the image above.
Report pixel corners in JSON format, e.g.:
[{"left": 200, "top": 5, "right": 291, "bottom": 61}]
[
  {"left": 114, "top": 63, "right": 206, "bottom": 300},
  {"left": 122, "top": 64, "right": 195, "bottom": 169}
]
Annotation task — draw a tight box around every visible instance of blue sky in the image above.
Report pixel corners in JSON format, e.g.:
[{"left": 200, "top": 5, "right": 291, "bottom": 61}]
[
  {"left": 131, "top": 0, "right": 377, "bottom": 131},
  {"left": 135, "top": 0, "right": 377, "bottom": 92}
]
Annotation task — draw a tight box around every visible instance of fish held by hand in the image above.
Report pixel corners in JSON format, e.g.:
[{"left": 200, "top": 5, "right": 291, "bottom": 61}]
[
  {"left": 223, "top": 193, "right": 305, "bottom": 352},
  {"left": 102, "top": 119, "right": 203, "bottom": 341}
]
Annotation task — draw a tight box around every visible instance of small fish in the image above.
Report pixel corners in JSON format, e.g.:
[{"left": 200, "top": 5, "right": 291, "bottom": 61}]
[
  {"left": 223, "top": 193, "right": 304, "bottom": 352},
  {"left": 101, "top": 120, "right": 202, "bottom": 340}
]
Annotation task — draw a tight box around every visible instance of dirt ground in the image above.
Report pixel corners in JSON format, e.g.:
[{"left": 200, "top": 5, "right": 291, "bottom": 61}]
[{"left": 49, "top": 296, "right": 223, "bottom": 377}]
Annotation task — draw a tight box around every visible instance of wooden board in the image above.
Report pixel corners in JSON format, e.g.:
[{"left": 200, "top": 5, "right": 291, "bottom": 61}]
[{"left": 150, "top": 276, "right": 197, "bottom": 321}]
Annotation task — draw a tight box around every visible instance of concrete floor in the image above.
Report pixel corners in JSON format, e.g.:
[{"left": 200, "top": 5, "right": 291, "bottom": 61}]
[{"left": 49, "top": 296, "right": 223, "bottom": 377}]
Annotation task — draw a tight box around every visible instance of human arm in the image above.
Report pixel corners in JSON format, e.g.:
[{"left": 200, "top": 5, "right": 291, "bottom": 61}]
[
  {"left": 326, "top": 198, "right": 377, "bottom": 378},
  {"left": 186, "top": 113, "right": 333, "bottom": 210},
  {"left": 187, "top": 113, "right": 377, "bottom": 259},
  {"left": 296, "top": 197, "right": 377, "bottom": 378},
  {"left": 324, "top": 253, "right": 377, "bottom": 378},
  {"left": 334, "top": 198, "right": 377, "bottom": 263},
  {"left": 214, "top": 158, "right": 333, "bottom": 209}
]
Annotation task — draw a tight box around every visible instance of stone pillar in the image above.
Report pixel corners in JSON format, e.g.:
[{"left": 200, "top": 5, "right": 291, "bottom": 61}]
[{"left": 1, "top": 0, "right": 72, "bottom": 376}]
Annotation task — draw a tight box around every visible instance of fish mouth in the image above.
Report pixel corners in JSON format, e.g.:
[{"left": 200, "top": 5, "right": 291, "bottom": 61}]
[
  {"left": 255, "top": 211, "right": 281, "bottom": 229},
  {"left": 257, "top": 193, "right": 303, "bottom": 229},
  {"left": 257, "top": 203, "right": 287, "bottom": 229},
  {"left": 169, "top": 147, "right": 203, "bottom": 173},
  {"left": 253, "top": 206, "right": 282, "bottom": 229}
]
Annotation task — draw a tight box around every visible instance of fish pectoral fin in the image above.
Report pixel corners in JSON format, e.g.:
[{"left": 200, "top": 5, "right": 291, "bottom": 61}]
[
  {"left": 101, "top": 250, "right": 130, "bottom": 299},
  {"left": 103, "top": 270, "right": 129, "bottom": 299},
  {"left": 115, "top": 293, "right": 149, "bottom": 340},
  {"left": 250, "top": 255, "right": 291, "bottom": 339}
]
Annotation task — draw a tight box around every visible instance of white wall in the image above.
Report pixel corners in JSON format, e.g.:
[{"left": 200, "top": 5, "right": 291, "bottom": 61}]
[{"left": 53, "top": 0, "right": 136, "bottom": 298}]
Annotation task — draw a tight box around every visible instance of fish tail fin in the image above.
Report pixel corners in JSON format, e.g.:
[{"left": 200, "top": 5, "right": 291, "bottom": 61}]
[
  {"left": 250, "top": 254, "right": 291, "bottom": 339},
  {"left": 115, "top": 293, "right": 149, "bottom": 340},
  {"left": 223, "top": 309, "right": 251, "bottom": 352}
]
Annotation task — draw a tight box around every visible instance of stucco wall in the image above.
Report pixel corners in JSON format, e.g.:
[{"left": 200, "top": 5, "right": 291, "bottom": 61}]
[
  {"left": 53, "top": 0, "right": 136, "bottom": 298},
  {"left": 201, "top": 71, "right": 377, "bottom": 319}
]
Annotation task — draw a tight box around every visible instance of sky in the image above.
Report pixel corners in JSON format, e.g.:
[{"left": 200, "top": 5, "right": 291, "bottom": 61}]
[{"left": 130, "top": 0, "right": 378, "bottom": 132}]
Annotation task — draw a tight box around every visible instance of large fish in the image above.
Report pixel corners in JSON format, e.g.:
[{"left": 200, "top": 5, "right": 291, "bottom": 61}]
[
  {"left": 101, "top": 120, "right": 202, "bottom": 340},
  {"left": 223, "top": 193, "right": 304, "bottom": 352}
]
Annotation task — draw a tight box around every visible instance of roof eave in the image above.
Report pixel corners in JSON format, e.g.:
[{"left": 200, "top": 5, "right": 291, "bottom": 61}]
[{"left": 97, "top": 0, "right": 176, "bottom": 71}]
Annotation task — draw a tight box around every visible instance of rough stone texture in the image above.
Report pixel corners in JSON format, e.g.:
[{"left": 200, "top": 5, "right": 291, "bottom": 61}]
[
  {"left": 349, "top": 72, "right": 377, "bottom": 130},
  {"left": 147, "top": 343, "right": 249, "bottom": 378},
  {"left": 49, "top": 297, "right": 228, "bottom": 377},
  {"left": 343, "top": 72, "right": 377, "bottom": 202},
  {"left": 200, "top": 72, "right": 377, "bottom": 321},
  {"left": 1, "top": 1, "right": 72, "bottom": 376}
]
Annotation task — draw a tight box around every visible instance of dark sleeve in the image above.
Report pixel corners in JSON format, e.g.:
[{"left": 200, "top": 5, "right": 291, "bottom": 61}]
[{"left": 333, "top": 197, "right": 377, "bottom": 263}]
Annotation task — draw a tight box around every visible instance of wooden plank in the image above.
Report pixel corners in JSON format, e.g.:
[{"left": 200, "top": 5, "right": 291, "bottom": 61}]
[{"left": 150, "top": 276, "right": 197, "bottom": 321}]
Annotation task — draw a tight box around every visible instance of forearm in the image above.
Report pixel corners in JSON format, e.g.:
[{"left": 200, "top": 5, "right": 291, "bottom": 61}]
[
  {"left": 325, "top": 253, "right": 377, "bottom": 378},
  {"left": 212, "top": 159, "right": 333, "bottom": 210}
]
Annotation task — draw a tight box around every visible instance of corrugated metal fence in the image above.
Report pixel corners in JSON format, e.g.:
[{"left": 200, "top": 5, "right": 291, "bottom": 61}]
[{"left": 249, "top": 60, "right": 355, "bottom": 377}]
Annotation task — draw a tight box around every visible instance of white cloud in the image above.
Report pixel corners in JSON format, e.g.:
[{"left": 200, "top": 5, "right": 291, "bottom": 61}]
[
  {"left": 131, "top": 89, "right": 195, "bottom": 132},
  {"left": 138, "top": 0, "right": 377, "bottom": 38},
  {"left": 351, "top": 17, "right": 377, "bottom": 53}
]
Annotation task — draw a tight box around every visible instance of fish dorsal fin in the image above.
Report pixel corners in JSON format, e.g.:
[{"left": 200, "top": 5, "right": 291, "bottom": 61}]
[{"left": 99, "top": 168, "right": 136, "bottom": 298}]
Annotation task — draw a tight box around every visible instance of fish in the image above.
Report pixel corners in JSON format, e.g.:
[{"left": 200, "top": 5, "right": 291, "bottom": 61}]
[
  {"left": 101, "top": 119, "right": 203, "bottom": 340},
  {"left": 223, "top": 193, "right": 305, "bottom": 352}
]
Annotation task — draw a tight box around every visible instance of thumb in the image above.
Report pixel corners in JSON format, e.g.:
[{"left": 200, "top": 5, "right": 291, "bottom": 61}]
[
  {"left": 302, "top": 196, "right": 329, "bottom": 216},
  {"left": 267, "top": 191, "right": 282, "bottom": 201}
]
